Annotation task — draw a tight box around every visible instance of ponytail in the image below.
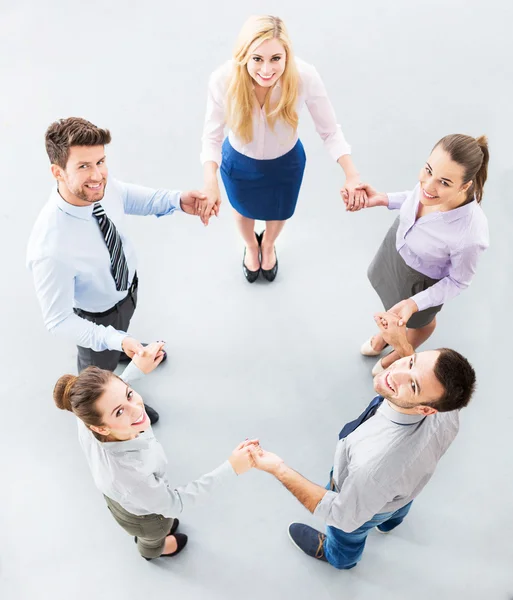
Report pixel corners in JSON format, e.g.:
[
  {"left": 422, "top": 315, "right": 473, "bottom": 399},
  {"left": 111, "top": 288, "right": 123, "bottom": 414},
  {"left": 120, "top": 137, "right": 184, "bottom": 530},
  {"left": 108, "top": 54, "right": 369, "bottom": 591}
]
[{"left": 473, "top": 135, "right": 489, "bottom": 204}]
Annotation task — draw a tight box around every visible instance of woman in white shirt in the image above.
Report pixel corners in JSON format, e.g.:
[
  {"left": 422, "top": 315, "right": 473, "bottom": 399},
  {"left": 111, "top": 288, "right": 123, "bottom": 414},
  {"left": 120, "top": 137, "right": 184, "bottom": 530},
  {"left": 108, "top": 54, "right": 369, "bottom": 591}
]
[
  {"left": 200, "top": 15, "right": 363, "bottom": 282},
  {"left": 53, "top": 342, "right": 257, "bottom": 560}
]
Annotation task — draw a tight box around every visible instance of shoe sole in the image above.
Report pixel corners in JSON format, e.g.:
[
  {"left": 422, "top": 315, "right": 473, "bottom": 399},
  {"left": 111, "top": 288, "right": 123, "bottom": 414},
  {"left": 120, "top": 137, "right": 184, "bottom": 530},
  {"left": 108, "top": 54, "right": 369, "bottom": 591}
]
[{"left": 287, "top": 523, "right": 303, "bottom": 553}]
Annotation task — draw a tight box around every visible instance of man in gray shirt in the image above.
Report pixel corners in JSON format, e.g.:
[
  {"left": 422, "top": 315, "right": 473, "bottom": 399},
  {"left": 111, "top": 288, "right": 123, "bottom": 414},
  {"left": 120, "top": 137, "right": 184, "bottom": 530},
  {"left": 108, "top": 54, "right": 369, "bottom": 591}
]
[{"left": 250, "top": 312, "right": 476, "bottom": 570}]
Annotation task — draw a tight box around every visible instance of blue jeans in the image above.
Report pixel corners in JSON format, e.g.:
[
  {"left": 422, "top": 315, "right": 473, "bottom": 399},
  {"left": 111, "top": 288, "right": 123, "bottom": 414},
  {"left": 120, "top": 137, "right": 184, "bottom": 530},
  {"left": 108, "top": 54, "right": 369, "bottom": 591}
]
[{"left": 323, "top": 501, "right": 413, "bottom": 569}]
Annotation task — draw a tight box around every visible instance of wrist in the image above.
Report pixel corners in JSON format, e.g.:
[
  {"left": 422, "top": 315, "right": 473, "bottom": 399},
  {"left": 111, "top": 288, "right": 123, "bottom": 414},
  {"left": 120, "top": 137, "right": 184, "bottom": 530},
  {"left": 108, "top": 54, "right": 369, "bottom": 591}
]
[
  {"left": 270, "top": 461, "right": 287, "bottom": 478},
  {"left": 377, "top": 193, "right": 389, "bottom": 207}
]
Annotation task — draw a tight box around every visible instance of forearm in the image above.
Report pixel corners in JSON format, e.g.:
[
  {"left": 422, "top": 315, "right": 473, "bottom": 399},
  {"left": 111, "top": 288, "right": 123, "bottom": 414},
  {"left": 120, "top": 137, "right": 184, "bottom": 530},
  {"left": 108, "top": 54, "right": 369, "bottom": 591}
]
[
  {"left": 272, "top": 463, "right": 327, "bottom": 513},
  {"left": 203, "top": 161, "right": 219, "bottom": 187},
  {"left": 50, "top": 312, "right": 126, "bottom": 352},
  {"left": 337, "top": 154, "right": 360, "bottom": 181}
]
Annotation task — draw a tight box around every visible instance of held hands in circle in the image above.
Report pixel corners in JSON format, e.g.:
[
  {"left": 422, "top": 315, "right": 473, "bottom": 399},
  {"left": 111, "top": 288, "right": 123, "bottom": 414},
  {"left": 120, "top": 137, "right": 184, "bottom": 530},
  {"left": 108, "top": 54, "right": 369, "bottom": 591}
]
[
  {"left": 180, "top": 189, "right": 219, "bottom": 226},
  {"left": 228, "top": 439, "right": 285, "bottom": 476},
  {"left": 341, "top": 182, "right": 388, "bottom": 212}
]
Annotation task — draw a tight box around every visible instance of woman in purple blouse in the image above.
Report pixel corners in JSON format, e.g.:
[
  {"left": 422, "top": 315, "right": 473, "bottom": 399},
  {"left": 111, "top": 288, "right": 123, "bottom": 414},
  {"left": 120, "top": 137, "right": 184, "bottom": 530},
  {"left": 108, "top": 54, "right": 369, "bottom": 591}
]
[{"left": 346, "top": 134, "right": 490, "bottom": 375}]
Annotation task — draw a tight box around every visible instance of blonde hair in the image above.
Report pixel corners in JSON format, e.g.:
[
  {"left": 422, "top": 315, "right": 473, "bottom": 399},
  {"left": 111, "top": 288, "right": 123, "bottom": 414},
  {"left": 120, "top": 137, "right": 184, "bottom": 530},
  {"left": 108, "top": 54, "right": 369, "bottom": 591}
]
[{"left": 226, "top": 15, "right": 299, "bottom": 144}]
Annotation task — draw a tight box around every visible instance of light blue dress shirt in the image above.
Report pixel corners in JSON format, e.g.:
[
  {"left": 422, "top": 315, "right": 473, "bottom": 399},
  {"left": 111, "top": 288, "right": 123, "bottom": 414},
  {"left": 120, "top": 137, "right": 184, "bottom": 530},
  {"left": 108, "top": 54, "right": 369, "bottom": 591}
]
[
  {"left": 387, "top": 183, "right": 489, "bottom": 311},
  {"left": 27, "top": 177, "right": 182, "bottom": 352}
]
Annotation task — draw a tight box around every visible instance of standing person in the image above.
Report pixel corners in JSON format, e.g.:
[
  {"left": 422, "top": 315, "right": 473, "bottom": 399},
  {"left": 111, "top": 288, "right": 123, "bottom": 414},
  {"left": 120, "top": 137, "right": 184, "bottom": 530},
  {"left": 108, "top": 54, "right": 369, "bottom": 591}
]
[
  {"left": 346, "top": 134, "right": 489, "bottom": 375},
  {"left": 200, "top": 14, "right": 364, "bottom": 282},
  {"left": 249, "top": 313, "right": 476, "bottom": 570},
  {"left": 53, "top": 341, "right": 257, "bottom": 560},
  {"left": 27, "top": 117, "right": 209, "bottom": 423}
]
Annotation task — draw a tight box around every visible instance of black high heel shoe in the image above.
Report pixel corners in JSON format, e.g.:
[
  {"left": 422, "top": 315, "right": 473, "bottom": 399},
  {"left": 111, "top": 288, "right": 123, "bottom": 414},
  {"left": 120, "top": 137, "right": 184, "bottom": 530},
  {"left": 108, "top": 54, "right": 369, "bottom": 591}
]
[
  {"left": 243, "top": 232, "right": 260, "bottom": 283},
  {"left": 257, "top": 230, "right": 278, "bottom": 282}
]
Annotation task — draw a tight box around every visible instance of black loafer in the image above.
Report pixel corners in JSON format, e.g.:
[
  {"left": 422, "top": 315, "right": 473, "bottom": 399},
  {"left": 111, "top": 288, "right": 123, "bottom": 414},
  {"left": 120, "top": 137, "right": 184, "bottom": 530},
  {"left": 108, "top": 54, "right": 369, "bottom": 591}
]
[
  {"left": 258, "top": 230, "right": 278, "bottom": 282},
  {"left": 243, "top": 233, "right": 261, "bottom": 283},
  {"left": 144, "top": 404, "right": 159, "bottom": 425},
  {"left": 119, "top": 345, "right": 168, "bottom": 364}
]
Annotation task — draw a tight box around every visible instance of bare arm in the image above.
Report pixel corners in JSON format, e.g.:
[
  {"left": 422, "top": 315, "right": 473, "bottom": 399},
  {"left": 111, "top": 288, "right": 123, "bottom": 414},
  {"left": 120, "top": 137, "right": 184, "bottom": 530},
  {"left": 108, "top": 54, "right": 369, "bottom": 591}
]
[{"left": 250, "top": 447, "right": 327, "bottom": 513}]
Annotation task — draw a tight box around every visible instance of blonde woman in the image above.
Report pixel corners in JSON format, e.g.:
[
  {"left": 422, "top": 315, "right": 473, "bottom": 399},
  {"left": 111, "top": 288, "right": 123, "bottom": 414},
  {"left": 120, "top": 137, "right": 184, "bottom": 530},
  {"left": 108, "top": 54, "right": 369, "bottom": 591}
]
[{"left": 200, "top": 15, "right": 363, "bottom": 282}]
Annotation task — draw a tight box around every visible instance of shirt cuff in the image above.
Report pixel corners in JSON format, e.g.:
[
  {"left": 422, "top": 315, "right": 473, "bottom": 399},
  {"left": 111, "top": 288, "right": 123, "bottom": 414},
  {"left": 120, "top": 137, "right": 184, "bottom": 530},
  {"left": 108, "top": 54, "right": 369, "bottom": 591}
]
[
  {"left": 217, "top": 459, "right": 239, "bottom": 479},
  {"left": 106, "top": 329, "right": 128, "bottom": 352},
  {"left": 313, "top": 489, "right": 338, "bottom": 521},
  {"left": 411, "top": 290, "right": 432, "bottom": 312},
  {"left": 386, "top": 192, "right": 405, "bottom": 210},
  {"left": 168, "top": 190, "right": 183, "bottom": 212}
]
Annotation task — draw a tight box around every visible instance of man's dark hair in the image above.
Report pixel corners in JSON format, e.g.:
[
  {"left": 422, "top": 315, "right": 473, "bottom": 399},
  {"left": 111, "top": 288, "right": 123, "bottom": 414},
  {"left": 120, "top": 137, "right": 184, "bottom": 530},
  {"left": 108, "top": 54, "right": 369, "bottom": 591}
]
[
  {"left": 425, "top": 348, "right": 476, "bottom": 412},
  {"left": 45, "top": 117, "right": 111, "bottom": 169}
]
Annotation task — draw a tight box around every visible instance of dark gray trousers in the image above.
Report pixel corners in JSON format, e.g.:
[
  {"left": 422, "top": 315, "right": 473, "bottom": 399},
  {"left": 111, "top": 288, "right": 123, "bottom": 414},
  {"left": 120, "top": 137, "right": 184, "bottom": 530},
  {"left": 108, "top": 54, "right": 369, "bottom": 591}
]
[{"left": 75, "top": 286, "right": 137, "bottom": 373}]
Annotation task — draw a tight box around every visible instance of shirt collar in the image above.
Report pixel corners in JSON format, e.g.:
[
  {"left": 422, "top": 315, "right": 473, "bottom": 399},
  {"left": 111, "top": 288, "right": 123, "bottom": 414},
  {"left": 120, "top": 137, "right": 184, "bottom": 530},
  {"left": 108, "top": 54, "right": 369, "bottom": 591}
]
[
  {"left": 378, "top": 399, "right": 426, "bottom": 425},
  {"left": 52, "top": 185, "right": 95, "bottom": 221},
  {"left": 101, "top": 428, "right": 154, "bottom": 453},
  {"left": 413, "top": 183, "right": 477, "bottom": 223}
]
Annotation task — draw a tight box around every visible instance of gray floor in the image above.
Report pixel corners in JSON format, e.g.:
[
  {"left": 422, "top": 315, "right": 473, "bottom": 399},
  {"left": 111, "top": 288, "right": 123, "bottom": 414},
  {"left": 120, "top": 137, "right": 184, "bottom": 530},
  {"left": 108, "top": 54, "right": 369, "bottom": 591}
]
[{"left": 1, "top": 1, "right": 512, "bottom": 599}]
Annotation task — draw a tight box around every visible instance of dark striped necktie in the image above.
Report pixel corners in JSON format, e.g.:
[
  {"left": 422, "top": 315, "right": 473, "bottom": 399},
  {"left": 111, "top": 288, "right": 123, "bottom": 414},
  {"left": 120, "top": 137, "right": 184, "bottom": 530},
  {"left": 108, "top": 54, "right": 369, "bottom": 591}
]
[{"left": 92, "top": 203, "right": 129, "bottom": 292}]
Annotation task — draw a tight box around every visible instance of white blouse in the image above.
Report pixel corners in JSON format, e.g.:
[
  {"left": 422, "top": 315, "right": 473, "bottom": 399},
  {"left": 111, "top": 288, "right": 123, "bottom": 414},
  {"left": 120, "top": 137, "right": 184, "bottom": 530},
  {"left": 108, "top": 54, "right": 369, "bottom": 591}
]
[{"left": 201, "top": 58, "right": 351, "bottom": 166}]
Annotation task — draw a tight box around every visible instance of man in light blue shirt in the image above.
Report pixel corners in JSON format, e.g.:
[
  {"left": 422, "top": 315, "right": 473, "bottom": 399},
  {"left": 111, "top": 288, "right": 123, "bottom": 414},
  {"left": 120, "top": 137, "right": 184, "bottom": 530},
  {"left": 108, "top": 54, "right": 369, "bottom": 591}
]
[{"left": 27, "top": 117, "right": 213, "bottom": 423}]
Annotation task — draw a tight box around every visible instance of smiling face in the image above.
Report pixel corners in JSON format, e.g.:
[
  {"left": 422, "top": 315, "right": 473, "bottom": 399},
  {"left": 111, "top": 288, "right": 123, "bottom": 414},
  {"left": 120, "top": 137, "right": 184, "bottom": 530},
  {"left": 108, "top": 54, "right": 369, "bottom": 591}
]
[
  {"left": 246, "top": 37, "right": 286, "bottom": 89},
  {"left": 52, "top": 145, "right": 108, "bottom": 206},
  {"left": 418, "top": 145, "right": 472, "bottom": 208},
  {"left": 373, "top": 351, "right": 444, "bottom": 414},
  {"left": 89, "top": 376, "right": 150, "bottom": 440}
]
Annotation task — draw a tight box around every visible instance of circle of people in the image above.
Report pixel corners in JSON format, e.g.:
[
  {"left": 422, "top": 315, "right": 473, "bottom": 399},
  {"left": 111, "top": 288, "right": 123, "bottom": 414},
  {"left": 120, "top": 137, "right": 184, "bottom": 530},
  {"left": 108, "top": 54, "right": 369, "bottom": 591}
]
[{"left": 27, "top": 15, "right": 489, "bottom": 568}]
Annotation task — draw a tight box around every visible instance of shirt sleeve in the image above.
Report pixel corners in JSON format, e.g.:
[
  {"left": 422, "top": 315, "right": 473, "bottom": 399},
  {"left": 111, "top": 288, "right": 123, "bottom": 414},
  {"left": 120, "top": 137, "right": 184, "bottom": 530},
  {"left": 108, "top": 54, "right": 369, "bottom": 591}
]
[
  {"left": 313, "top": 468, "right": 391, "bottom": 532},
  {"left": 119, "top": 361, "right": 145, "bottom": 385},
  {"left": 303, "top": 66, "right": 351, "bottom": 161},
  {"left": 387, "top": 191, "right": 410, "bottom": 210},
  {"left": 123, "top": 460, "right": 237, "bottom": 518},
  {"left": 30, "top": 256, "right": 127, "bottom": 352},
  {"left": 200, "top": 71, "right": 227, "bottom": 166},
  {"left": 411, "top": 241, "right": 488, "bottom": 311},
  {"left": 118, "top": 180, "right": 183, "bottom": 217}
]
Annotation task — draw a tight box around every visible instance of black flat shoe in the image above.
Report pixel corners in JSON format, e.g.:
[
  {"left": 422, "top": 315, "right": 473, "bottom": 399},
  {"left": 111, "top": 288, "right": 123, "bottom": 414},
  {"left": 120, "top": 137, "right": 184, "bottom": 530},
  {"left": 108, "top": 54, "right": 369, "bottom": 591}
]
[
  {"left": 140, "top": 534, "right": 189, "bottom": 561},
  {"left": 144, "top": 404, "right": 159, "bottom": 425},
  {"left": 258, "top": 230, "right": 278, "bottom": 282},
  {"left": 243, "top": 233, "right": 260, "bottom": 283}
]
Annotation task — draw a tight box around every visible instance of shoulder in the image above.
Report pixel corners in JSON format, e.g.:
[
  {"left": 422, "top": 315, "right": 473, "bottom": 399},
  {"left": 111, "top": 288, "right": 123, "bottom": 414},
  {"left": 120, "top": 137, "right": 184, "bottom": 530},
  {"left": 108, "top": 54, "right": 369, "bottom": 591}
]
[
  {"left": 209, "top": 60, "right": 233, "bottom": 87},
  {"left": 295, "top": 57, "right": 320, "bottom": 86},
  {"left": 27, "top": 194, "right": 67, "bottom": 262},
  {"left": 460, "top": 202, "right": 489, "bottom": 250}
]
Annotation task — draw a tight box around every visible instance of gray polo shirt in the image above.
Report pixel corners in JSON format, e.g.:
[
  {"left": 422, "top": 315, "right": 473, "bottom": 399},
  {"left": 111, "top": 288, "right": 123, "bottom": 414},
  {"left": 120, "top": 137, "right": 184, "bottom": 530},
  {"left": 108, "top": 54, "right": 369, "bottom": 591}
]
[
  {"left": 77, "top": 362, "right": 236, "bottom": 517},
  {"left": 314, "top": 399, "right": 459, "bottom": 532}
]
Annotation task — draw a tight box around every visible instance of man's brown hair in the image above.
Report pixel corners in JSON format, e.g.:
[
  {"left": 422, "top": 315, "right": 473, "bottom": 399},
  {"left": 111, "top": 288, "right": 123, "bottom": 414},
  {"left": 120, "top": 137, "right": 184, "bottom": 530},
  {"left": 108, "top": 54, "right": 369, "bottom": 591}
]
[{"left": 45, "top": 117, "right": 111, "bottom": 169}]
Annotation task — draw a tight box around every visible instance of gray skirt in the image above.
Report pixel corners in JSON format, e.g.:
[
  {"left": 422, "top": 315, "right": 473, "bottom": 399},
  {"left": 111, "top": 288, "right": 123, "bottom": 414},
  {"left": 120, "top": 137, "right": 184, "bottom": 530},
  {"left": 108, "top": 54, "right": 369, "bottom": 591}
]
[{"left": 368, "top": 218, "right": 443, "bottom": 329}]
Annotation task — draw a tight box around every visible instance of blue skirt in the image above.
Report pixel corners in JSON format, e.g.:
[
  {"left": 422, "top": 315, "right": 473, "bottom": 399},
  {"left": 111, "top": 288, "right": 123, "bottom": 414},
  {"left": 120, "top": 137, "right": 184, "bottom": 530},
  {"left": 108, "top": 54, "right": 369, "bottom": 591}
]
[{"left": 220, "top": 138, "right": 306, "bottom": 221}]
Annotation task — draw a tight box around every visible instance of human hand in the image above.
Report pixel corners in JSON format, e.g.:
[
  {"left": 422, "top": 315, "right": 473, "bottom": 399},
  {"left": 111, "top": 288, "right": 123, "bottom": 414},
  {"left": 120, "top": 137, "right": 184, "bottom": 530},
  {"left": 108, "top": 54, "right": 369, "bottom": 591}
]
[
  {"left": 180, "top": 189, "right": 215, "bottom": 223},
  {"left": 228, "top": 438, "right": 260, "bottom": 475},
  {"left": 131, "top": 341, "right": 166, "bottom": 374},
  {"left": 342, "top": 182, "right": 388, "bottom": 212},
  {"left": 248, "top": 445, "right": 285, "bottom": 475},
  {"left": 196, "top": 182, "right": 222, "bottom": 226},
  {"left": 121, "top": 336, "right": 144, "bottom": 359},
  {"left": 341, "top": 177, "right": 367, "bottom": 211},
  {"left": 388, "top": 298, "right": 418, "bottom": 326}
]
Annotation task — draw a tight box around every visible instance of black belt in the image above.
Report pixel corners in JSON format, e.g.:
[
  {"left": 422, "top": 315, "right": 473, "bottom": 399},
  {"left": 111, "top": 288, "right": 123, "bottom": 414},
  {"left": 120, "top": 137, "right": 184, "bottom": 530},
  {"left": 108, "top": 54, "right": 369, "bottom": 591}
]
[{"left": 74, "top": 272, "right": 138, "bottom": 319}]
